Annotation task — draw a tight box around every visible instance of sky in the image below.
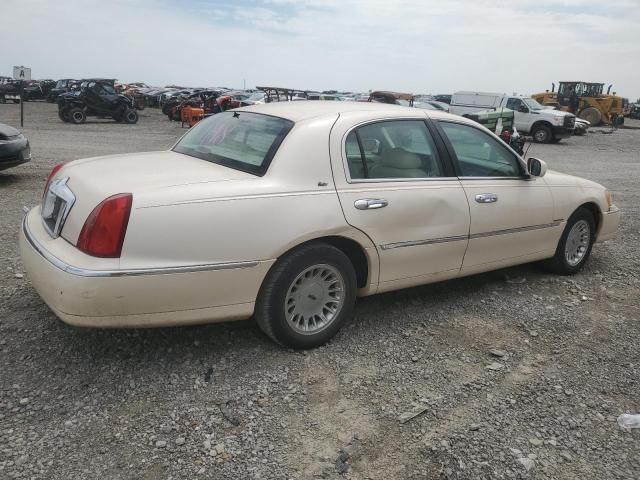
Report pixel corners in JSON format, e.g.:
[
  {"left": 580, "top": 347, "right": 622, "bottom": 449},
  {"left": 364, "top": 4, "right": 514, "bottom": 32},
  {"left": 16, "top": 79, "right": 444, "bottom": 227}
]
[{"left": 1, "top": 0, "right": 639, "bottom": 100}]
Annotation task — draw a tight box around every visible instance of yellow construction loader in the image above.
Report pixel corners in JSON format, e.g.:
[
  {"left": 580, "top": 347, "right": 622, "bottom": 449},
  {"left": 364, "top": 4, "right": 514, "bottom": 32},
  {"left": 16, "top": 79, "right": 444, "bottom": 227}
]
[{"left": 532, "top": 82, "right": 625, "bottom": 126}]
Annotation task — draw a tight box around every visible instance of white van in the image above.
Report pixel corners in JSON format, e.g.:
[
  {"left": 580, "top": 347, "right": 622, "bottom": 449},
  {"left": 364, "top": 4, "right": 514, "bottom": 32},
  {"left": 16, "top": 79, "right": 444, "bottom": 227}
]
[{"left": 450, "top": 91, "right": 576, "bottom": 143}]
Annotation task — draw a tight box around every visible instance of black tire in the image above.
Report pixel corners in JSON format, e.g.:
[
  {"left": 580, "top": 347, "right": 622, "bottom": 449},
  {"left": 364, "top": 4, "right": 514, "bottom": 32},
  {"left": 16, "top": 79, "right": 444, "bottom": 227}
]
[
  {"left": 579, "top": 107, "right": 602, "bottom": 126},
  {"left": 255, "top": 243, "right": 357, "bottom": 349},
  {"left": 68, "top": 107, "right": 86, "bottom": 124},
  {"left": 12, "top": 99, "right": 20, "bottom": 104},
  {"left": 542, "top": 207, "right": 596, "bottom": 275},
  {"left": 532, "top": 124, "right": 552, "bottom": 143},
  {"left": 123, "top": 109, "right": 138, "bottom": 124},
  {"left": 58, "top": 109, "right": 69, "bottom": 122}
]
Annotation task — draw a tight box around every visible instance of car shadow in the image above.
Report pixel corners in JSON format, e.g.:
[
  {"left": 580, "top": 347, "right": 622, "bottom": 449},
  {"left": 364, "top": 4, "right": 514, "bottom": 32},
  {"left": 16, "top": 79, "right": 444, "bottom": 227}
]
[
  {"left": 0, "top": 172, "right": 21, "bottom": 186},
  {"left": 18, "top": 262, "right": 546, "bottom": 364}
]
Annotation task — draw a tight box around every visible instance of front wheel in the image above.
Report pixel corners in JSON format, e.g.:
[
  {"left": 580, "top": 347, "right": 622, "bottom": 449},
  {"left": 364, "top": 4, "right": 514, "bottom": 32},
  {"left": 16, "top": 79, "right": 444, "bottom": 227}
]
[
  {"left": 532, "top": 124, "right": 552, "bottom": 143},
  {"left": 543, "top": 207, "right": 596, "bottom": 275},
  {"left": 255, "top": 243, "right": 357, "bottom": 349},
  {"left": 123, "top": 108, "right": 138, "bottom": 124},
  {"left": 68, "top": 107, "right": 86, "bottom": 124}
]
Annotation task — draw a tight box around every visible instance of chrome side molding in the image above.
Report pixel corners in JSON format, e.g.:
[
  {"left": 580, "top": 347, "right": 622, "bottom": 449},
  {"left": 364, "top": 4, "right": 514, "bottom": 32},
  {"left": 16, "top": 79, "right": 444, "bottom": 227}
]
[{"left": 22, "top": 216, "right": 259, "bottom": 278}]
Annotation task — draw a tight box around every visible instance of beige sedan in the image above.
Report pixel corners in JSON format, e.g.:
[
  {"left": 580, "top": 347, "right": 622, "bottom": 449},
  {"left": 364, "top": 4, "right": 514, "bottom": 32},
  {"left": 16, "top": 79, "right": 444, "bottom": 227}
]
[{"left": 20, "top": 102, "right": 621, "bottom": 348}]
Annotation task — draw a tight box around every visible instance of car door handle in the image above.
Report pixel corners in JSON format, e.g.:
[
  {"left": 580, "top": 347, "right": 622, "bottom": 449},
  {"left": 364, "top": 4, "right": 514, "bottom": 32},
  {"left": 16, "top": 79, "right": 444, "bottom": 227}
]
[
  {"left": 475, "top": 193, "right": 498, "bottom": 203},
  {"left": 354, "top": 198, "right": 388, "bottom": 210}
]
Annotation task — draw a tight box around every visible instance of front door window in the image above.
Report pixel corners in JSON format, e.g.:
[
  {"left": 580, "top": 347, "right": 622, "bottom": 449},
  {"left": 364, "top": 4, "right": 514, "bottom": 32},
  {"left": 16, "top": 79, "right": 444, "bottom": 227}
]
[{"left": 439, "top": 122, "right": 523, "bottom": 177}]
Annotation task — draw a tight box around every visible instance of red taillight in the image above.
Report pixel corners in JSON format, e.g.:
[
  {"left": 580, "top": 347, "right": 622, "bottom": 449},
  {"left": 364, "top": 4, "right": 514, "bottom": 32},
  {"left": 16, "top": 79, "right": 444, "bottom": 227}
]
[
  {"left": 44, "top": 163, "right": 66, "bottom": 196},
  {"left": 77, "top": 193, "right": 133, "bottom": 258}
]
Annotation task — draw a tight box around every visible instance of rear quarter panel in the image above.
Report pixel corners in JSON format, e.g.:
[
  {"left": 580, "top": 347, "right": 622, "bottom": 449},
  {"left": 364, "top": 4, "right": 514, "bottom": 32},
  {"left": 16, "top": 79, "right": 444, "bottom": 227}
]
[{"left": 120, "top": 114, "right": 377, "bottom": 271}]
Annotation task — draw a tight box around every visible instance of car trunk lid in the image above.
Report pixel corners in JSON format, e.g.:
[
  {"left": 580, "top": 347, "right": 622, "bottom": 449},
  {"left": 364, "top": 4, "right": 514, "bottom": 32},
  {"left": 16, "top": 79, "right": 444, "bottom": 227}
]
[{"left": 44, "top": 150, "right": 255, "bottom": 244}]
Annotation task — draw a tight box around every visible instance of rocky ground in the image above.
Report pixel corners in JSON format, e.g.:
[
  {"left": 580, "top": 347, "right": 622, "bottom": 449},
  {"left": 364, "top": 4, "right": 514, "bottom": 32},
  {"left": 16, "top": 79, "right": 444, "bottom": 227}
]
[{"left": 0, "top": 103, "right": 638, "bottom": 479}]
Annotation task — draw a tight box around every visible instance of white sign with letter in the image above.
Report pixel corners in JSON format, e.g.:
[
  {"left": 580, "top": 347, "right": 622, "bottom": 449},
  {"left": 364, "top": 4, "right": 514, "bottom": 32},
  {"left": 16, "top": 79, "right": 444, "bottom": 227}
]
[{"left": 13, "top": 66, "right": 31, "bottom": 81}]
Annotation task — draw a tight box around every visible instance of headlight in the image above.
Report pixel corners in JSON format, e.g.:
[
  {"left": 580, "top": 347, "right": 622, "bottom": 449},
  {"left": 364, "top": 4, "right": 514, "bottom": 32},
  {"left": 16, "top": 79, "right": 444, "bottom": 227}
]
[{"left": 605, "top": 190, "right": 613, "bottom": 209}]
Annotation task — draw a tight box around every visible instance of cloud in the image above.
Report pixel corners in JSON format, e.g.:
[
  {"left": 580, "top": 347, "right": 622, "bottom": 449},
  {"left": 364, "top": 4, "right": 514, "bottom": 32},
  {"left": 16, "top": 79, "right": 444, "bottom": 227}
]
[{"left": 0, "top": 0, "right": 638, "bottom": 99}]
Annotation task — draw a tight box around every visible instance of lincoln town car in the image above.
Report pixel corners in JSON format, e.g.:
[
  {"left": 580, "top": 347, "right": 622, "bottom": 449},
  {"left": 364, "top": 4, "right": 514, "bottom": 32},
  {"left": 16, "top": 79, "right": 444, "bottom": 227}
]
[{"left": 19, "top": 102, "right": 621, "bottom": 348}]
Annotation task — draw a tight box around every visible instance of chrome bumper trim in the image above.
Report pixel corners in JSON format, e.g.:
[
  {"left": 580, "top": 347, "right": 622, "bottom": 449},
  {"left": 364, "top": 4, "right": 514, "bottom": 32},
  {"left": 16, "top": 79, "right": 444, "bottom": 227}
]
[{"left": 22, "top": 215, "right": 258, "bottom": 278}]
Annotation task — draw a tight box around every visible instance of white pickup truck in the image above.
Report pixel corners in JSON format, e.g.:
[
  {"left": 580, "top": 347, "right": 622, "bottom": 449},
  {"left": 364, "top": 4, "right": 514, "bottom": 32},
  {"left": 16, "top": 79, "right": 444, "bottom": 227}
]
[{"left": 450, "top": 92, "right": 576, "bottom": 143}]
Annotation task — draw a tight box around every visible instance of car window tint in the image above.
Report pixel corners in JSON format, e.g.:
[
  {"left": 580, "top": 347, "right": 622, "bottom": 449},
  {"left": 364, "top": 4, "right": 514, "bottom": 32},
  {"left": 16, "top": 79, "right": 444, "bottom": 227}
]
[
  {"left": 345, "top": 120, "right": 444, "bottom": 179},
  {"left": 440, "top": 122, "right": 522, "bottom": 177},
  {"left": 173, "top": 111, "right": 294, "bottom": 176},
  {"left": 506, "top": 98, "right": 522, "bottom": 110}
]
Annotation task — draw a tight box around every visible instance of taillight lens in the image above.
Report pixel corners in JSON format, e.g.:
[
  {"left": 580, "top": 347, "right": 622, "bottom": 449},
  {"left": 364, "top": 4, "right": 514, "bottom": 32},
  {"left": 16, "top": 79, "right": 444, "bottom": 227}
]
[
  {"left": 77, "top": 193, "right": 133, "bottom": 258},
  {"left": 44, "top": 163, "right": 66, "bottom": 196}
]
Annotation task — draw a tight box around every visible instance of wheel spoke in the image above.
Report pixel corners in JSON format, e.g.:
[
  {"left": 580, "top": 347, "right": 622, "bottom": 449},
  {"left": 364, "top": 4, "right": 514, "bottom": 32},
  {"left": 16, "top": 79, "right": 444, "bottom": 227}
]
[{"left": 284, "top": 264, "right": 346, "bottom": 335}]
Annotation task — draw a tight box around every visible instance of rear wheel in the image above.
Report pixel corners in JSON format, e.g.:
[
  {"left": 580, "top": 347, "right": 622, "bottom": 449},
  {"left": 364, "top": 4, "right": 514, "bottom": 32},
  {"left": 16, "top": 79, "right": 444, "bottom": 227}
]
[
  {"left": 579, "top": 107, "right": 602, "bottom": 126},
  {"left": 532, "top": 124, "right": 552, "bottom": 143},
  {"left": 69, "top": 107, "right": 86, "bottom": 124},
  {"left": 255, "top": 243, "right": 357, "bottom": 349},
  {"left": 543, "top": 207, "right": 596, "bottom": 275},
  {"left": 58, "top": 109, "right": 69, "bottom": 122},
  {"left": 123, "top": 108, "right": 138, "bottom": 124}
]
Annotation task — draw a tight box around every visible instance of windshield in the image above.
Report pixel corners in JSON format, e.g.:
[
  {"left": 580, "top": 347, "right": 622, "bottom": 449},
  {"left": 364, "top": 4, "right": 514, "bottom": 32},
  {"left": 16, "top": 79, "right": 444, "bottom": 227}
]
[
  {"left": 523, "top": 98, "right": 543, "bottom": 111},
  {"left": 173, "top": 111, "right": 294, "bottom": 176},
  {"left": 101, "top": 84, "right": 116, "bottom": 95}
]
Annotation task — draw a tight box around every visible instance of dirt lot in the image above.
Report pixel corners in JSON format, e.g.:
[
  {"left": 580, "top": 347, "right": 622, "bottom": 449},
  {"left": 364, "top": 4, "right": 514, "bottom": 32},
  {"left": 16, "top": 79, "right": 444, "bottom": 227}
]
[{"left": 1, "top": 102, "right": 638, "bottom": 480}]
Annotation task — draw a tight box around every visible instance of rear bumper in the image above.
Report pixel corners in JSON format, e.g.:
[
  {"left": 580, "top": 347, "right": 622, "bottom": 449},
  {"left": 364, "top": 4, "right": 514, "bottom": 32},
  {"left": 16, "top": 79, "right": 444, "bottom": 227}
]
[
  {"left": 597, "top": 205, "right": 621, "bottom": 242},
  {"left": 19, "top": 209, "right": 270, "bottom": 328}
]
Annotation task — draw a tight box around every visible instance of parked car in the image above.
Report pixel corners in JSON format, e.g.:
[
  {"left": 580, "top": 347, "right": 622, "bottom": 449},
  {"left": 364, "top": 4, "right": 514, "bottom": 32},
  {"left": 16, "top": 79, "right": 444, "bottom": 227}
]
[
  {"left": 0, "top": 79, "right": 29, "bottom": 103},
  {"left": 58, "top": 79, "right": 138, "bottom": 124},
  {"left": 0, "top": 123, "right": 31, "bottom": 171},
  {"left": 628, "top": 103, "right": 640, "bottom": 120},
  {"left": 450, "top": 92, "right": 576, "bottom": 143},
  {"left": 433, "top": 94, "right": 452, "bottom": 104},
  {"left": 574, "top": 118, "right": 590, "bottom": 135},
  {"left": 368, "top": 90, "right": 414, "bottom": 106},
  {"left": 20, "top": 102, "right": 620, "bottom": 348},
  {"left": 22, "top": 80, "right": 56, "bottom": 101}
]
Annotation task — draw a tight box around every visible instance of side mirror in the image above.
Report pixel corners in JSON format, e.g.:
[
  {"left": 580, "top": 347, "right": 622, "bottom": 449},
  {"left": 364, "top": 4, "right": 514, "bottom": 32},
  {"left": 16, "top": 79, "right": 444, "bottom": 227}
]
[
  {"left": 518, "top": 105, "right": 528, "bottom": 113},
  {"left": 527, "top": 157, "right": 547, "bottom": 177}
]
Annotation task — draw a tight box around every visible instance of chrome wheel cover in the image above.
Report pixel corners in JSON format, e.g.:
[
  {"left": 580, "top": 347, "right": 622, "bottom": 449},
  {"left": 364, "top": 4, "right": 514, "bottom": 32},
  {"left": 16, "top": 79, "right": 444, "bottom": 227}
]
[
  {"left": 565, "top": 220, "right": 590, "bottom": 267},
  {"left": 534, "top": 129, "right": 548, "bottom": 142},
  {"left": 285, "top": 264, "right": 345, "bottom": 335}
]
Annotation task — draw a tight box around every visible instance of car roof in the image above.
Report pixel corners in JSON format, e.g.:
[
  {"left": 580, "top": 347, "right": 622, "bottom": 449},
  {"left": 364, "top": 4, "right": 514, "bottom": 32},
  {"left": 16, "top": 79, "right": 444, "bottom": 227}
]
[{"left": 235, "top": 100, "right": 457, "bottom": 122}]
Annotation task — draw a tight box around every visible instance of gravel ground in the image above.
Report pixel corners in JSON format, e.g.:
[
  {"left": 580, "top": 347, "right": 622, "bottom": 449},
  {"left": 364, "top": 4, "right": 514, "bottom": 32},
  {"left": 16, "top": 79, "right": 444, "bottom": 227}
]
[{"left": 0, "top": 102, "right": 638, "bottom": 480}]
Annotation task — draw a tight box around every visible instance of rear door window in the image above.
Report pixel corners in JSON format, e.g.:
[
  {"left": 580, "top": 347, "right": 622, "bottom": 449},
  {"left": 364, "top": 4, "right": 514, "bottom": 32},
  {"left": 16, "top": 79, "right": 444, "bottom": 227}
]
[{"left": 345, "top": 120, "right": 445, "bottom": 180}]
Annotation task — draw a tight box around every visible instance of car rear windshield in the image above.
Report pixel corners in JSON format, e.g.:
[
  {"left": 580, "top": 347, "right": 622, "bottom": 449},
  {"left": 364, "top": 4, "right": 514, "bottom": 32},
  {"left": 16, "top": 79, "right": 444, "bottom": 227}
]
[{"left": 173, "top": 111, "right": 294, "bottom": 176}]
